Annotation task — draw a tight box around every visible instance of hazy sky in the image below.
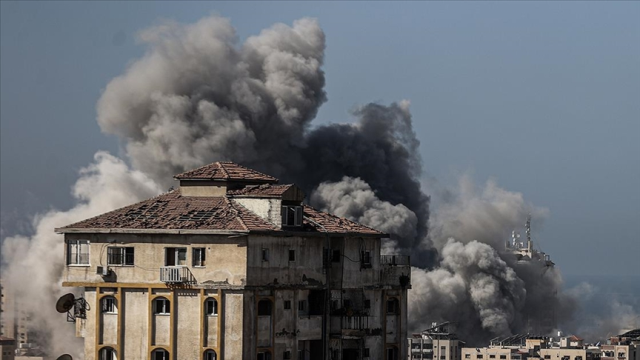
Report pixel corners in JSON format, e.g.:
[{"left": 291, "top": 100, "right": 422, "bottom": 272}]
[{"left": 1, "top": 1, "right": 638, "bottom": 277}]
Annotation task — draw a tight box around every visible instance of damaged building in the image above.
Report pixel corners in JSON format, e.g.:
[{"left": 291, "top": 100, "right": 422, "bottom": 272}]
[{"left": 57, "top": 162, "right": 410, "bottom": 360}]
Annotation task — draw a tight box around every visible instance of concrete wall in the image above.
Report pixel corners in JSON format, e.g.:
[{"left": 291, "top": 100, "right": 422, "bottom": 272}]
[
  {"left": 224, "top": 292, "right": 244, "bottom": 359},
  {"left": 123, "top": 289, "right": 148, "bottom": 360},
  {"left": 175, "top": 290, "right": 200, "bottom": 360},
  {"left": 64, "top": 233, "right": 248, "bottom": 286},
  {"left": 246, "top": 235, "right": 326, "bottom": 287},
  {"left": 234, "top": 198, "right": 282, "bottom": 227},
  {"left": 179, "top": 182, "right": 227, "bottom": 197}
]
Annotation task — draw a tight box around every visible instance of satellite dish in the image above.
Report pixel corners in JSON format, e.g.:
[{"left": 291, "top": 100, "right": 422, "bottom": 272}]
[
  {"left": 56, "top": 293, "right": 76, "bottom": 313},
  {"left": 56, "top": 355, "right": 73, "bottom": 360}
]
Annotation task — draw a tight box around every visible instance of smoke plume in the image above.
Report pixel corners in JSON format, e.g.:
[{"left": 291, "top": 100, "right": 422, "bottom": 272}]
[{"left": 3, "top": 14, "right": 623, "bottom": 357}]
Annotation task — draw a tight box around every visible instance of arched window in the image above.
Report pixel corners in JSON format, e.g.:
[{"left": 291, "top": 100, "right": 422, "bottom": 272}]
[
  {"left": 205, "top": 298, "right": 218, "bottom": 316},
  {"left": 101, "top": 296, "right": 117, "bottom": 314},
  {"left": 99, "top": 347, "right": 116, "bottom": 360},
  {"left": 154, "top": 297, "right": 170, "bottom": 315},
  {"left": 152, "top": 349, "right": 169, "bottom": 360},
  {"left": 257, "top": 299, "right": 272, "bottom": 316},
  {"left": 204, "top": 349, "right": 217, "bottom": 360},
  {"left": 386, "top": 298, "right": 399, "bottom": 314}
]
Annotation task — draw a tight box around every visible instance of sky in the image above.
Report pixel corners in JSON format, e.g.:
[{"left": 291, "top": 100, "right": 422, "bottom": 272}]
[{"left": 1, "top": 1, "right": 639, "bottom": 277}]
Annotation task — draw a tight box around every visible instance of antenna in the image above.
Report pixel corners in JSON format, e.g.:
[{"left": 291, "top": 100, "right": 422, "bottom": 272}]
[
  {"left": 56, "top": 355, "right": 73, "bottom": 360},
  {"left": 55, "top": 293, "right": 90, "bottom": 322},
  {"left": 525, "top": 215, "right": 531, "bottom": 243}
]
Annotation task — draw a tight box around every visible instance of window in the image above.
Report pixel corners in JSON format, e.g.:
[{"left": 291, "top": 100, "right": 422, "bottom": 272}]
[
  {"left": 361, "top": 251, "right": 372, "bottom": 268},
  {"left": 386, "top": 298, "right": 399, "bottom": 314},
  {"left": 152, "top": 349, "right": 169, "bottom": 360},
  {"left": 258, "top": 299, "right": 272, "bottom": 316},
  {"left": 441, "top": 346, "right": 446, "bottom": 351},
  {"left": 332, "top": 249, "right": 341, "bottom": 262},
  {"left": 298, "top": 300, "right": 307, "bottom": 314},
  {"left": 544, "top": 356, "right": 551, "bottom": 359},
  {"left": 477, "top": 356, "right": 484, "bottom": 359},
  {"left": 284, "top": 351, "right": 291, "bottom": 360},
  {"left": 284, "top": 300, "right": 291, "bottom": 310},
  {"left": 465, "top": 355, "right": 471, "bottom": 359},
  {"left": 364, "top": 348, "right": 370, "bottom": 357},
  {"left": 99, "top": 347, "right": 116, "bottom": 360},
  {"left": 102, "top": 297, "right": 117, "bottom": 314},
  {"left": 501, "top": 356, "right": 507, "bottom": 359},
  {"left": 165, "top": 248, "right": 186, "bottom": 266},
  {"left": 387, "top": 347, "right": 398, "bottom": 360},
  {"left": 490, "top": 356, "right": 496, "bottom": 359},
  {"left": 68, "top": 240, "right": 90, "bottom": 265},
  {"left": 281, "top": 205, "right": 303, "bottom": 227},
  {"left": 257, "top": 350, "right": 272, "bottom": 360},
  {"left": 205, "top": 298, "right": 218, "bottom": 316},
  {"left": 193, "top": 248, "right": 206, "bottom": 267},
  {"left": 364, "top": 299, "right": 371, "bottom": 309},
  {"left": 107, "top": 247, "right": 134, "bottom": 266},
  {"left": 154, "top": 298, "right": 170, "bottom": 315},
  {"left": 289, "top": 249, "right": 296, "bottom": 262},
  {"left": 441, "top": 356, "right": 446, "bottom": 360},
  {"left": 262, "top": 248, "right": 269, "bottom": 262},
  {"left": 204, "top": 350, "right": 217, "bottom": 360}
]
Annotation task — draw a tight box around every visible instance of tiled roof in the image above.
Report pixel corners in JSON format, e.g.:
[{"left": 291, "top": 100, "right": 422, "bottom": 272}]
[
  {"left": 227, "top": 184, "right": 293, "bottom": 198},
  {"left": 59, "top": 191, "right": 277, "bottom": 232},
  {"left": 301, "top": 205, "right": 382, "bottom": 235},
  {"left": 174, "top": 161, "right": 278, "bottom": 183},
  {"left": 58, "top": 191, "right": 384, "bottom": 236},
  {"left": 568, "top": 335, "right": 583, "bottom": 341}
]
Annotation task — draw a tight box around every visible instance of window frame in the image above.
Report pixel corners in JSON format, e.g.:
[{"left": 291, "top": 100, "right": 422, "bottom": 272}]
[
  {"left": 281, "top": 205, "right": 303, "bottom": 227},
  {"left": 152, "top": 349, "right": 169, "bottom": 360},
  {"left": 193, "top": 247, "right": 206, "bottom": 267},
  {"left": 99, "top": 347, "right": 116, "bottom": 360},
  {"left": 289, "top": 249, "right": 296, "bottom": 262},
  {"left": 102, "top": 296, "right": 118, "bottom": 314},
  {"left": 262, "top": 248, "right": 269, "bottom": 262},
  {"left": 154, "top": 298, "right": 170, "bottom": 315},
  {"left": 67, "top": 239, "right": 90, "bottom": 266},
  {"left": 164, "top": 247, "right": 187, "bottom": 266},
  {"left": 204, "top": 350, "right": 217, "bottom": 360},
  {"left": 107, "top": 246, "right": 134, "bottom": 266},
  {"left": 205, "top": 298, "right": 218, "bottom": 316}
]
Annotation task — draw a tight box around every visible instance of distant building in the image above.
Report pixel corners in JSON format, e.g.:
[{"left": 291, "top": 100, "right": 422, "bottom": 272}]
[
  {"left": 602, "top": 329, "right": 639, "bottom": 360},
  {"left": 504, "top": 217, "right": 556, "bottom": 333},
  {"left": 0, "top": 336, "right": 16, "bottom": 360},
  {"left": 0, "top": 281, "right": 33, "bottom": 351},
  {"left": 58, "top": 162, "right": 411, "bottom": 360},
  {"left": 408, "top": 322, "right": 464, "bottom": 360}
]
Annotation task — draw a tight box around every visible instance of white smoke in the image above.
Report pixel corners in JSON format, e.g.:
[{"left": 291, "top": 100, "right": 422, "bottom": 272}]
[
  {"left": 1, "top": 153, "right": 161, "bottom": 357},
  {"left": 97, "top": 15, "right": 326, "bottom": 185},
  {"left": 311, "top": 176, "right": 418, "bottom": 244}
]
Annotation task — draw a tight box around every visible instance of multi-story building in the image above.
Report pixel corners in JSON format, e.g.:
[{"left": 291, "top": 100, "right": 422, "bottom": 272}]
[
  {"left": 0, "top": 336, "right": 16, "bottom": 360},
  {"left": 602, "top": 329, "right": 639, "bottom": 360},
  {"left": 58, "top": 162, "right": 411, "bottom": 360},
  {"left": 0, "top": 281, "right": 33, "bottom": 351},
  {"left": 408, "top": 322, "right": 463, "bottom": 360}
]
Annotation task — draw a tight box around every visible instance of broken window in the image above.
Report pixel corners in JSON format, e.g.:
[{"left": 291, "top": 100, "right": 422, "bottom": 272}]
[
  {"left": 361, "top": 251, "right": 372, "bottom": 268},
  {"left": 332, "top": 249, "right": 341, "bottom": 262},
  {"left": 165, "top": 248, "right": 186, "bottom": 266},
  {"left": 205, "top": 298, "right": 218, "bottom": 316},
  {"left": 101, "top": 297, "right": 117, "bottom": 314},
  {"left": 193, "top": 248, "right": 206, "bottom": 267},
  {"left": 386, "top": 298, "right": 399, "bottom": 314},
  {"left": 262, "top": 248, "right": 269, "bottom": 262},
  {"left": 281, "top": 206, "right": 303, "bottom": 227},
  {"left": 154, "top": 298, "right": 170, "bottom": 315},
  {"left": 308, "top": 290, "right": 324, "bottom": 316},
  {"left": 289, "top": 249, "right": 296, "bottom": 262},
  {"left": 68, "top": 240, "right": 90, "bottom": 265},
  {"left": 258, "top": 299, "right": 272, "bottom": 316},
  {"left": 284, "top": 300, "right": 291, "bottom": 310},
  {"left": 107, "top": 247, "right": 134, "bottom": 266}
]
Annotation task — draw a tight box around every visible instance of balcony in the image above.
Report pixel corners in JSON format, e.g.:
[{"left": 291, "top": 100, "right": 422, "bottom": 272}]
[
  {"left": 380, "top": 255, "right": 411, "bottom": 287},
  {"left": 160, "top": 266, "right": 196, "bottom": 284}
]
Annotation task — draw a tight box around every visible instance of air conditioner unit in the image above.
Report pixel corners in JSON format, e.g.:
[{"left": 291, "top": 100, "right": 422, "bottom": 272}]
[{"left": 96, "top": 266, "right": 110, "bottom": 276}]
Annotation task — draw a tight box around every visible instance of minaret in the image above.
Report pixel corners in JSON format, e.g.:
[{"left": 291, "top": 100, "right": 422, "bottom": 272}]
[{"left": 526, "top": 215, "right": 532, "bottom": 254}]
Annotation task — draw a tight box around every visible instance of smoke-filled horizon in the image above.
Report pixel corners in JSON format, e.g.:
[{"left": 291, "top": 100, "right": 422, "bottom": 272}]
[{"left": 1, "top": 15, "right": 637, "bottom": 357}]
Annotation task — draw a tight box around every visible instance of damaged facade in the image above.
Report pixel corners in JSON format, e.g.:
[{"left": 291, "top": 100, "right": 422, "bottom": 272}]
[{"left": 57, "top": 162, "right": 410, "bottom": 360}]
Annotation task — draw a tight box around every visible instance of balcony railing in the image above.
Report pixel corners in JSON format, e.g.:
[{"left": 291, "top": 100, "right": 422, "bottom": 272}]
[
  {"left": 380, "top": 255, "right": 410, "bottom": 266},
  {"left": 160, "top": 266, "right": 195, "bottom": 284}
]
